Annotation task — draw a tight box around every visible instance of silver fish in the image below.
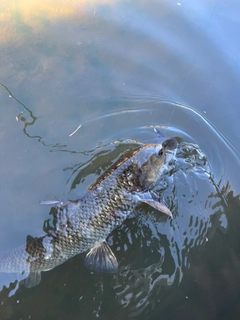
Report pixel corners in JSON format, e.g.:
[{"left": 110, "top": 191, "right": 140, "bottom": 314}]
[{"left": 0, "top": 138, "right": 177, "bottom": 288}]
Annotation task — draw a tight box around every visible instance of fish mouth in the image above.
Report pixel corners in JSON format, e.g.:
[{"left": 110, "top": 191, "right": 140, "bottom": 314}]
[{"left": 163, "top": 138, "right": 178, "bottom": 151}]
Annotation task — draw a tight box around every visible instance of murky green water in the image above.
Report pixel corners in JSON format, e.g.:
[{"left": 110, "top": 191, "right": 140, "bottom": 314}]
[{"left": 0, "top": 1, "right": 240, "bottom": 319}]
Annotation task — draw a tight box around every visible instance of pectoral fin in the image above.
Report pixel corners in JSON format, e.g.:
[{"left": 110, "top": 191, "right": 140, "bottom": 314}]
[
  {"left": 84, "top": 241, "right": 118, "bottom": 273},
  {"left": 135, "top": 191, "right": 173, "bottom": 218}
]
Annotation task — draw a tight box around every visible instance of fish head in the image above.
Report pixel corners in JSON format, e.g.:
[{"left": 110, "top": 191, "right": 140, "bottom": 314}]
[
  {"left": 137, "top": 138, "right": 177, "bottom": 189},
  {"left": 88, "top": 138, "right": 177, "bottom": 192}
]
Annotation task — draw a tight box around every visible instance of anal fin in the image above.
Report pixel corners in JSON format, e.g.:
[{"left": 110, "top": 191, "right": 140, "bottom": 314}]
[{"left": 84, "top": 241, "right": 118, "bottom": 273}]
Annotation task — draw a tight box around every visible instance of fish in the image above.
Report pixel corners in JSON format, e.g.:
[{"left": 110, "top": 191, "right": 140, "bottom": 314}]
[{"left": 0, "top": 138, "right": 177, "bottom": 288}]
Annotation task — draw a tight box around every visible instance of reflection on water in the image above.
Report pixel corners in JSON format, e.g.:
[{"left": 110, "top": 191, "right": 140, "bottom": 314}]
[{"left": 0, "top": 0, "right": 106, "bottom": 43}]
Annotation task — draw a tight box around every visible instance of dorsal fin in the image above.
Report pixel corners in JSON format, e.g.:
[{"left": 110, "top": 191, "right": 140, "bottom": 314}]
[{"left": 88, "top": 144, "right": 151, "bottom": 191}]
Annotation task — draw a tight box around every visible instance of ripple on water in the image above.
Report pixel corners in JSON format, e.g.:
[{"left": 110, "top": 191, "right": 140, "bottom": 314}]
[
  {"left": 63, "top": 99, "right": 234, "bottom": 318},
  {"left": 108, "top": 138, "right": 229, "bottom": 318},
  {"left": 0, "top": 97, "right": 237, "bottom": 320}
]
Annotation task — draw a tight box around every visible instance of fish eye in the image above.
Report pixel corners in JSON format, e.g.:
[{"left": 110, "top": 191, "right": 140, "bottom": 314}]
[{"left": 158, "top": 148, "right": 164, "bottom": 157}]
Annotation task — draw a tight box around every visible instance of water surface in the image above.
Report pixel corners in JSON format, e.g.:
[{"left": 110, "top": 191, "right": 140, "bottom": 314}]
[{"left": 0, "top": 1, "right": 240, "bottom": 319}]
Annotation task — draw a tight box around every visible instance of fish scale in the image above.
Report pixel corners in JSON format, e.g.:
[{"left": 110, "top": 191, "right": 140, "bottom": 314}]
[{"left": 0, "top": 138, "right": 177, "bottom": 287}]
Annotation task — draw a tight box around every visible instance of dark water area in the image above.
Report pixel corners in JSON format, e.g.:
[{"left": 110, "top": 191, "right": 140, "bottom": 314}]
[{"left": 0, "top": 0, "right": 240, "bottom": 319}]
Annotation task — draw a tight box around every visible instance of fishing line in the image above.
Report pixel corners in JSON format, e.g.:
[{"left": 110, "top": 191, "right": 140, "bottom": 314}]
[
  {"left": 0, "top": 83, "right": 42, "bottom": 140},
  {"left": 166, "top": 103, "right": 176, "bottom": 130},
  {"left": 0, "top": 83, "right": 36, "bottom": 120},
  {"left": 0, "top": 83, "right": 69, "bottom": 151}
]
